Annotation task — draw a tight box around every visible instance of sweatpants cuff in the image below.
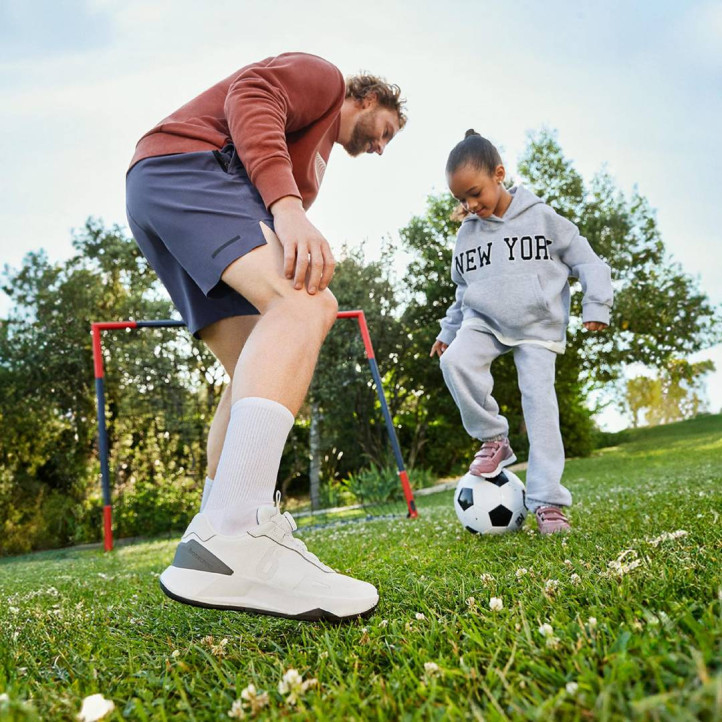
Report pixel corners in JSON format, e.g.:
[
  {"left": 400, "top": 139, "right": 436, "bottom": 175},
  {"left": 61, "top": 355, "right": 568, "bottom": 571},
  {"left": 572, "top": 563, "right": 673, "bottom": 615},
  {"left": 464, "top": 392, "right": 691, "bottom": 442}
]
[{"left": 481, "top": 434, "right": 507, "bottom": 442}]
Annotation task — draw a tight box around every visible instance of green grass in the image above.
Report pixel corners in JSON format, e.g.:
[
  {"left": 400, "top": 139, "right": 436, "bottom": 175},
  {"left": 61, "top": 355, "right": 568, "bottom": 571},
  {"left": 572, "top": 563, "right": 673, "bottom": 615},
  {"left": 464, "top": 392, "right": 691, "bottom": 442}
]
[{"left": 1, "top": 415, "right": 721, "bottom": 721}]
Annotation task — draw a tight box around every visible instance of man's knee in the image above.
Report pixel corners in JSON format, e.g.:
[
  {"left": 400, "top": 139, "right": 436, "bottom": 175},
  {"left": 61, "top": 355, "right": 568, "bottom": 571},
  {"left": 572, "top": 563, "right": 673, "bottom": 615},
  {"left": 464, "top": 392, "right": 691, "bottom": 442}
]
[{"left": 270, "top": 286, "right": 338, "bottom": 334}]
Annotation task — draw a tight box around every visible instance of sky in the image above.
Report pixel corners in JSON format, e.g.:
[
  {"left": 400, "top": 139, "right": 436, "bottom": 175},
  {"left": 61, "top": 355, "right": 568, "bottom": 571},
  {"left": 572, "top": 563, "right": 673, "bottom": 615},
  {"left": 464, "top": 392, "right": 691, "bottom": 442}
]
[{"left": 1, "top": 0, "right": 721, "bottom": 431}]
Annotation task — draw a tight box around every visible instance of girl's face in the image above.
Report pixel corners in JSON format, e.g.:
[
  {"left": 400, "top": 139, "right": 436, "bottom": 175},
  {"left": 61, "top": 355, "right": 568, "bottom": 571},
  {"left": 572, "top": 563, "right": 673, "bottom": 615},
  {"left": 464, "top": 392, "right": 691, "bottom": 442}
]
[{"left": 447, "top": 163, "right": 509, "bottom": 218}]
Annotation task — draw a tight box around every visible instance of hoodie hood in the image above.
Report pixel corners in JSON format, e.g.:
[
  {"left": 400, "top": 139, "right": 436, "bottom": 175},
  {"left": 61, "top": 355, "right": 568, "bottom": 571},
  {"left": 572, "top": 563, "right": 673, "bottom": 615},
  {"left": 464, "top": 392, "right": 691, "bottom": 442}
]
[{"left": 462, "top": 185, "right": 544, "bottom": 225}]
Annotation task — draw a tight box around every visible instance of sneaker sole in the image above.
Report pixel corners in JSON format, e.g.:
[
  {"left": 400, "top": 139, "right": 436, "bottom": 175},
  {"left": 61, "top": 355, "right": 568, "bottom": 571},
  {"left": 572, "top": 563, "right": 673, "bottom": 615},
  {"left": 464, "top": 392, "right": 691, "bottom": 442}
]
[
  {"left": 469, "top": 453, "right": 517, "bottom": 479},
  {"left": 538, "top": 525, "right": 572, "bottom": 536},
  {"left": 158, "top": 579, "right": 378, "bottom": 623}
]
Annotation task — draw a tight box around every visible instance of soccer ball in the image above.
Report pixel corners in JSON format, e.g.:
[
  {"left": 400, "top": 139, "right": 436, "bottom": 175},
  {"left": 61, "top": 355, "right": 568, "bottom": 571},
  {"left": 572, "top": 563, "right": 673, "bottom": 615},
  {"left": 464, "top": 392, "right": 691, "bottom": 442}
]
[{"left": 454, "top": 470, "right": 527, "bottom": 534}]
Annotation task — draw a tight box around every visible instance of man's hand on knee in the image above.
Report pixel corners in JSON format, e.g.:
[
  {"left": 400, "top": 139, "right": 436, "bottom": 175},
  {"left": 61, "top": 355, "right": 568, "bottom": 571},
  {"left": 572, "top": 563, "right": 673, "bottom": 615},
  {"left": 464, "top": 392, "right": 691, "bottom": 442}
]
[{"left": 271, "top": 196, "right": 335, "bottom": 294}]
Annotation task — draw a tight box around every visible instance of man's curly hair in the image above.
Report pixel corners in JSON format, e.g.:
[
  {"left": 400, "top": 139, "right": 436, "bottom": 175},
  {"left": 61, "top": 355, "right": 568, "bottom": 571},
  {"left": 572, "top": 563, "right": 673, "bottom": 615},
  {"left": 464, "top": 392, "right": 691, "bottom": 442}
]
[{"left": 345, "top": 73, "right": 407, "bottom": 128}]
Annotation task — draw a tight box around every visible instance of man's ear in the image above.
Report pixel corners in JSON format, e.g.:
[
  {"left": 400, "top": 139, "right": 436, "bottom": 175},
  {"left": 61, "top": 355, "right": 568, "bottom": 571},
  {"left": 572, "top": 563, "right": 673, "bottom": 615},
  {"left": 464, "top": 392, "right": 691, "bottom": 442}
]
[{"left": 360, "top": 92, "right": 378, "bottom": 109}]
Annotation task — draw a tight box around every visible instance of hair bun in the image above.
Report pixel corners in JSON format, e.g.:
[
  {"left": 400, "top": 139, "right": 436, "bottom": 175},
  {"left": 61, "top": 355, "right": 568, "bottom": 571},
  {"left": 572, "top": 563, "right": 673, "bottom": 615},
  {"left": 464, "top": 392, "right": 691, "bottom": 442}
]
[{"left": 464, "top": 129, "right": 480, "bottom": 138}]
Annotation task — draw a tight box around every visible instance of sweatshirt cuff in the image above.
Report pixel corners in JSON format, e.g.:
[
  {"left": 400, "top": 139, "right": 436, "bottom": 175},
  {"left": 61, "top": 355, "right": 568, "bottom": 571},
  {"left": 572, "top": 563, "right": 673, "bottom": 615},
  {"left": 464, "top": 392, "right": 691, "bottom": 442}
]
[
  {"left": 251, "top": 157, "right": 303, "bottom": 210},
  {"left": 582, "top": 303, "right": 611, "bottom": 326},
  {"left": 437, "top": 328, "right": 458, "bottom": 346}
]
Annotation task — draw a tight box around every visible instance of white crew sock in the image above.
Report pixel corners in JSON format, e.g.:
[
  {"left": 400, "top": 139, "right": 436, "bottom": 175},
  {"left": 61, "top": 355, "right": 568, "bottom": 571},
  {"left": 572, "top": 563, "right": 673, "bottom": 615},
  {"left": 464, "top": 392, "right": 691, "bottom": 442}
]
[
  {"left": 200, "top": 476, "right": 214, "bottom": 512},
  {"left": 203, "top": 397, "right": 294, "bottom": 535}
]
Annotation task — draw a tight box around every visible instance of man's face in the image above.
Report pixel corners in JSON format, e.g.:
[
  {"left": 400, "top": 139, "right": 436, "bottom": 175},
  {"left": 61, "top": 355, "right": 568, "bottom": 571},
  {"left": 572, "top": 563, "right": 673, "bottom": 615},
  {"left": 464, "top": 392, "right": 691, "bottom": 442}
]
[{"left": 343, "top": 104, "right": 400, "bottom": 157}]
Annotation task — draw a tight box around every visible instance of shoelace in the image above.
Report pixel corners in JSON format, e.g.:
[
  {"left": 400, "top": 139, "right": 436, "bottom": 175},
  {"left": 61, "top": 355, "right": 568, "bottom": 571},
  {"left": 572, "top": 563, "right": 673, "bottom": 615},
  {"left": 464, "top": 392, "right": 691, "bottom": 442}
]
[{"left": 269, "top": 493, "right": 324, "bottom": 565}]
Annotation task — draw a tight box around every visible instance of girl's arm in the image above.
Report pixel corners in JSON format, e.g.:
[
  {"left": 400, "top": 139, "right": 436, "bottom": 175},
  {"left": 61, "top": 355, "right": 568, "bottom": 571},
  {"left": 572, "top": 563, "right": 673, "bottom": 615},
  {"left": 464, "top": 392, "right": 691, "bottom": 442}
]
[
  {"left": 553, "top": 215, "right": 613, "bottom": 326},
  {"left": 432, "top": 279, "right": 466, "bottom": 354}
]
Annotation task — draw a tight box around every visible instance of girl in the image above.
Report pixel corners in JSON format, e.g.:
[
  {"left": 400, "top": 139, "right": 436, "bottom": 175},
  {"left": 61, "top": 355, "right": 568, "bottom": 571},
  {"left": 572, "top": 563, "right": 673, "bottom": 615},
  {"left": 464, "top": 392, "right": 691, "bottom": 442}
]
[{"left": 430, "top": 130, "right": 613, "bottom": 534}]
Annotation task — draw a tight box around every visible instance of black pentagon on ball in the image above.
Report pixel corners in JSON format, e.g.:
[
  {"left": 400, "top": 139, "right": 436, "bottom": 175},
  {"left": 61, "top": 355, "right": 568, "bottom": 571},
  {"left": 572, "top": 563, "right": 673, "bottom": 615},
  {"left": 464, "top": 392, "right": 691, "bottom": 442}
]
[
  {"left": 488, "top": 504, "right": 514, "bottom": 527},
  {"left": 457, "top": 487, "right": 474, "bottom": 511},
  {"left": 487, "top": 471, "right": 510, "bottom": 487},
  {"left": 465, "top": 525, "right": 479, "bottom": 535}
]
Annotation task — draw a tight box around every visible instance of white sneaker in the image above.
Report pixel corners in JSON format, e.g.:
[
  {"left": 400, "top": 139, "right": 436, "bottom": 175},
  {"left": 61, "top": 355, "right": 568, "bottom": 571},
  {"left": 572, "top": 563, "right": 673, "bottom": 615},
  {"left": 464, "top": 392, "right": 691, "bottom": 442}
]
[{"left": 159, "top": 500, "right": 379, "bottom": 621}]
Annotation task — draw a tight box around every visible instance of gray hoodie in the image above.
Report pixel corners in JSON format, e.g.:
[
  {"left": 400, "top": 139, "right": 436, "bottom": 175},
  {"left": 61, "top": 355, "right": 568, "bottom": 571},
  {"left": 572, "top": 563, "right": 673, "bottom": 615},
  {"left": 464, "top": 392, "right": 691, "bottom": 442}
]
[{"left": 437, "top": 185, "right": 613, "bottom": 350}]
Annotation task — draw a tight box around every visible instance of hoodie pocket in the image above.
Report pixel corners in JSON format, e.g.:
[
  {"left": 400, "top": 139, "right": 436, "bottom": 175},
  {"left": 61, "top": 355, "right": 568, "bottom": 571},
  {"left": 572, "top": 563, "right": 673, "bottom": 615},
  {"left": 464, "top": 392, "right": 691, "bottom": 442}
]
[{"left": 463, "top": 273, "right": 549, "bottom": 332}]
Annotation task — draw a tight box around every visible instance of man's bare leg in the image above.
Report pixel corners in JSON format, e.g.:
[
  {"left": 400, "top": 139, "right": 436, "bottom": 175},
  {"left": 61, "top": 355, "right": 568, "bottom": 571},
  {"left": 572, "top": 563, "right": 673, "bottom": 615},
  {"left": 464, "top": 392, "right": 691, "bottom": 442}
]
[
  {"left": 200, "top": 316, "right": 259, "bottom": 478},
  {"left": 201, "top": 223, "right": 337, "bottom": 532},
  {"left": 220, "top": 223, "right": 338, "bottom": 413},
  {"left": 160, "top": 224, "right": 378, "bottom": 620},
  {"left": 197, "top": 315, "right": 258, "bottom": 510}
]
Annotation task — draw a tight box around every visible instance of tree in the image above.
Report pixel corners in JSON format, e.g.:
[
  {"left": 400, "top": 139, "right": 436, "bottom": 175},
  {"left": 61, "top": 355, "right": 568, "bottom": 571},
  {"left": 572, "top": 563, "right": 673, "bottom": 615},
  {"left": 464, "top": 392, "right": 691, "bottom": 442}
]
[
  {"left": 518, "top": 129, "right": 719, "bottom": 382},
  {"left": 0, "top": 219, "right": 220, "bottom": 552},
  {"left": 623, "top": 358, "right": 715, "bottom": 427}
]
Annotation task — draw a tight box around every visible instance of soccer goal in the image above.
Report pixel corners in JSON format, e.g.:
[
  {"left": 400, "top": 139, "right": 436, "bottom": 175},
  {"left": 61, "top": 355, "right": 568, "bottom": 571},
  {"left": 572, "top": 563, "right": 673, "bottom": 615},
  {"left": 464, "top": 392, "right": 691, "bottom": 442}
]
[{"left": 91, "top": 310, "right": 418, "bottom": 551}]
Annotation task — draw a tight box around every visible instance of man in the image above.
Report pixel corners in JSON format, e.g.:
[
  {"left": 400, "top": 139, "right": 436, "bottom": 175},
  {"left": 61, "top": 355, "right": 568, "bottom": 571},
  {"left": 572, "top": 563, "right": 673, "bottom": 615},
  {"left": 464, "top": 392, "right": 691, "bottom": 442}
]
[{"left": 126, "top": 52, "right": 405, "bottom": 620}]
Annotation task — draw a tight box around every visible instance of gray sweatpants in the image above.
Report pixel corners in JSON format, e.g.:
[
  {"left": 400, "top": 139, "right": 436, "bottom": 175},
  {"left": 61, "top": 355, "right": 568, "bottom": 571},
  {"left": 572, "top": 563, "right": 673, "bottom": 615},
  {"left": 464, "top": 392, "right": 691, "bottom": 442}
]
[{"left": 439, "top": 325, "right": 572, "bottom": 510}]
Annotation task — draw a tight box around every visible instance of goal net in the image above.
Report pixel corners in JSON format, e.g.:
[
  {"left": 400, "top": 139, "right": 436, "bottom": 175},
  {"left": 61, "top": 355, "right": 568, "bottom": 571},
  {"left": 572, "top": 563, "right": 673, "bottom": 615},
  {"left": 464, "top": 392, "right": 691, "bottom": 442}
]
[{"left": 91, "top": 312, "right": 417, "bottom": 550}]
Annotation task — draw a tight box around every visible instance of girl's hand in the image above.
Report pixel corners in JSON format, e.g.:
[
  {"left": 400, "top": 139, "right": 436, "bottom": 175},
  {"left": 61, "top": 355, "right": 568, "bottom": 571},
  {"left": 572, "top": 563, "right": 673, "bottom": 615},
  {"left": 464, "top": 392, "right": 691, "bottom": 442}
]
[
  {"left": 584, "top": 321, "right": 608, "bottom": 332},
  {"left": 430, "top": 340, "right": 448, "bottom": 358}
]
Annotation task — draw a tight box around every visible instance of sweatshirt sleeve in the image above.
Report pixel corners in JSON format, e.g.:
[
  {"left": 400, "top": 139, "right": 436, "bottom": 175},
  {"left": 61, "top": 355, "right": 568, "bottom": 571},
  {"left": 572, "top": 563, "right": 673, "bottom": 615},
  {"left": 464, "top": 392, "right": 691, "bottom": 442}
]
[
  {"left": 224, "top": 53, "right": 345, "bottom": 209},
  {"left": 437, "top": 276, "right": 467, "bottom": 346},
  {"left": 552, "top": 213, "right": 614, "bottom": 325}
]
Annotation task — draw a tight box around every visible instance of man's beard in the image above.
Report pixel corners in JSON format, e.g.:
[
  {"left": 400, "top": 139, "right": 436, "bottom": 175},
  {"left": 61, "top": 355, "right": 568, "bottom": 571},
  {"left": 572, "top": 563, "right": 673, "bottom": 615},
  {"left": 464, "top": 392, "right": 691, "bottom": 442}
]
[{"left": 343, "top": 109, "right": 377, "bottom": 157}]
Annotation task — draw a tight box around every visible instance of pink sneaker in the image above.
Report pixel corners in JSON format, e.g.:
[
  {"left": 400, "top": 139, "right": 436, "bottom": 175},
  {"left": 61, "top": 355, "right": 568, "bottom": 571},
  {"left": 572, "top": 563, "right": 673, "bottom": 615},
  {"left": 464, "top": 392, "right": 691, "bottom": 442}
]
[
  {"left": 535, "top": 506, "right": 571, "bottom": 535},
  {"left": 468, "top": 438, "right": 517, "bottom": 478}
]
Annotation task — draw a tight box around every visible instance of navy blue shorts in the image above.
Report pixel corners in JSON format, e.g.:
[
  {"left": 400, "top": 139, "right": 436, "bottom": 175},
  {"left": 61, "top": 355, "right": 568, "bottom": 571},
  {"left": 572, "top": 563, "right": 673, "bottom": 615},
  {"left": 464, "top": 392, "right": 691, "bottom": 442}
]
[{"left": 125, "top": 145, "right": 273, "bottom": 337}]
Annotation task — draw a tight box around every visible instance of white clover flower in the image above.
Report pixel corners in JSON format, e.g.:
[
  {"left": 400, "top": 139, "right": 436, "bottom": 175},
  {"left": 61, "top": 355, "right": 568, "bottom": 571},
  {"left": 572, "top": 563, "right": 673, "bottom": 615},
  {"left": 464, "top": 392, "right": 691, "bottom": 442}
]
[
  {"left": 515, "top": 568, "right": 528, "bottom": 579},
  {"left": 606, "top": 550, "right": 642, "bottom": 577},
  {"left": 0, "top": 694, "right": 8, "bottom": 703},
  {"left": 546, "top": 636, "right": 561, "bottom": 649},
  {"left": 171, "top": 650, "right": 180, "bottom": 659},
  {"left": 240, "top": 684, "right": 270, "bottom": 715},
  {"left": 211, "top": 638, "right": 229, "bottom": 656},
  {"left": 564, "top": 559, "right": 573, "bottom": 568},
  {"left": 415, "top": 612, "right": 426, "bottom": 621},
  {"left": 227, "top": 700, "right": 244, "bottom": 719},
  {"left": 570, "top": 573, "right": 581, "bottom": 585},
  {"left": 544, "top": 579, "right": 560, "bottom": 593},
  {"left": 566, "top": 682, "right": 579, "bottom": 694},
  {"left": 587, "top": 617, "right": 597, "bottom": 629},
  {"left": 647, "top": 530, "right": 688, "bottom": 547},
  {"left": 379, "top": 619, "right": 389, "bottom": 628},
  {"left": 278, "top": 669, "right": 317, "bottom": 706},
  {"left": 77, "top": 693, "right": 115, "bottom": 721},
  {"left": 466, "top": 596, "right": 477, "bottom": 609},
  {"left": 479, "top": 573, "right": 494, "bottom": 584},
  {"left": 8, "top": 607, "right": 19, "bottom": 614},
  {"left": 489, "top": 597, "right": 503, "bottom": 611},
  {"left": 423, "top": 662, "right": 441, "bottom": 678},
  {"left": 538, "top": 623, "right": 554, "bottom": 637}
]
